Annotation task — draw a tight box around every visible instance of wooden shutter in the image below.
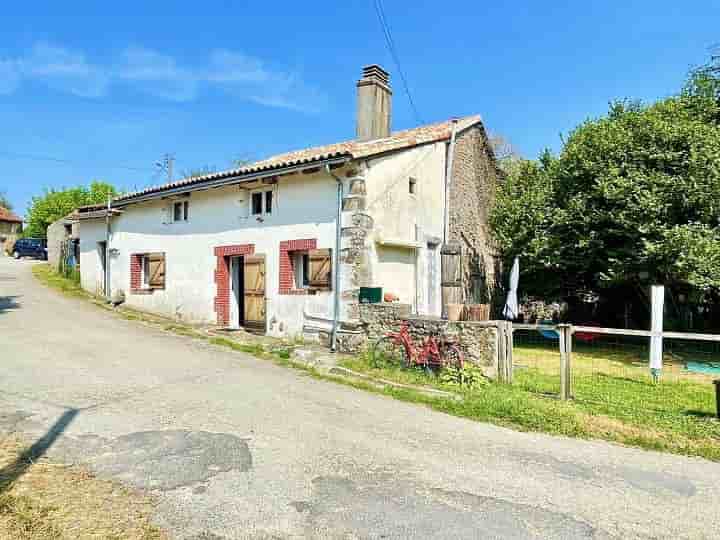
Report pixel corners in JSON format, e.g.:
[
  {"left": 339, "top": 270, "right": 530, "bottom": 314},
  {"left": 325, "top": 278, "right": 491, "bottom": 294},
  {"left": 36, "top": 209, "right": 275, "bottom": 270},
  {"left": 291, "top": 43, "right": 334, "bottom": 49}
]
[
  {"left": 148, "top": 253, "right": 166, "bottom": 289},
  {"left": 308, "top": 249, "right": 332, "bottom": 290}
]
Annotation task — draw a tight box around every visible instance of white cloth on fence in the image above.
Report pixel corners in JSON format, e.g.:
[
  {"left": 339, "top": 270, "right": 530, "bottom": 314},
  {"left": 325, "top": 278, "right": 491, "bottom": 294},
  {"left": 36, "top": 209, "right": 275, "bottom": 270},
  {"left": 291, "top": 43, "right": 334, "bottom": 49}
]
[{"left": 503, "top": 257, "right": 520, "bottom": 320}]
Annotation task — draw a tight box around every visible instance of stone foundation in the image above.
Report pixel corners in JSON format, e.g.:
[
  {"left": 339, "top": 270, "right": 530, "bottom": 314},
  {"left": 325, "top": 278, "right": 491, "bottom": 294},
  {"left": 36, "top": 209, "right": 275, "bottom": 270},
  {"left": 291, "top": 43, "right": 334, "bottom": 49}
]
[{"left": 353, "top": 303, "right": 499, "bottom": 376}]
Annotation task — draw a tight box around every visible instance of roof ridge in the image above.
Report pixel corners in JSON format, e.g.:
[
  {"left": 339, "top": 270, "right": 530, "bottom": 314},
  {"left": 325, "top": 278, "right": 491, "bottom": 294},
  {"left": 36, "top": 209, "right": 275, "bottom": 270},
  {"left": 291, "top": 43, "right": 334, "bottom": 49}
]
[
  {"left": 115, "top": 114, "right": 483, "bottom": 203},
  {"left": 0, "top": 206, "right": 22, "bottom": 222}
]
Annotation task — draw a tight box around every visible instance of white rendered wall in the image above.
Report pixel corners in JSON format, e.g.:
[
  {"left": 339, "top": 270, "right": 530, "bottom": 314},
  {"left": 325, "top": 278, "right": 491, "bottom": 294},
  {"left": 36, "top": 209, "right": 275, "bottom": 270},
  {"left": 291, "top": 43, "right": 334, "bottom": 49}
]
[
  {"left": 363, "top": 142, "right": 446, "bottom": 315},
  {"left": 81, "top": 171, "right": 339, "bottom": 337},
  {"left": 78, "top": 219, "right": 107, "bottom": 296}
]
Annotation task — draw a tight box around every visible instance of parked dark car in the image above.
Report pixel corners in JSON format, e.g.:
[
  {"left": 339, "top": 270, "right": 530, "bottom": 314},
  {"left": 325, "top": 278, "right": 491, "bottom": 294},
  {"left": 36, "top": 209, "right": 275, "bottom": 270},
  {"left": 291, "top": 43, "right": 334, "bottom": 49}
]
[{"left": 12, "top": 238, "right": 47, "bottom": 260}]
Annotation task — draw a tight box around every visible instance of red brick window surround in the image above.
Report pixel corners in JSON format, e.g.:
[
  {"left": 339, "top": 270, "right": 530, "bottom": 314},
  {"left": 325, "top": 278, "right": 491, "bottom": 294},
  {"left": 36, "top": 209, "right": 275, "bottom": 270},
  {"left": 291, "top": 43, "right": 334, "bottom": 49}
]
[
  {"left": 279, "top": 239, "right": 317, "bottom": 295},
  {"left": 214, "top": 243, "right": 255, "bottom": 326},
  {"left": 130, "top": 254, "right": 143, "bottom": 293}
]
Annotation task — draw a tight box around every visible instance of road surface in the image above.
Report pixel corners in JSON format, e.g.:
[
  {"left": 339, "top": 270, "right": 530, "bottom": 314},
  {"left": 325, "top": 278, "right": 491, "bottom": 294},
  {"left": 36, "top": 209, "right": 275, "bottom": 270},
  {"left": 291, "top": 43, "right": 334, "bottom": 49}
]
[{"left": 1, "top": 257, "right": 720, "bottom": 539}]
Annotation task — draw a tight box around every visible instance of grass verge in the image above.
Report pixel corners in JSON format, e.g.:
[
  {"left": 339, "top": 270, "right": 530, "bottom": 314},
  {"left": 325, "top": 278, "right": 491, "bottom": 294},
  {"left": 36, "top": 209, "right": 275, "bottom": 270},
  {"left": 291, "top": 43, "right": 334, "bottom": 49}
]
[
  {"left": 0, "top": 436, "right": 165, "bottom": 540},
  {"left": 31, "top": 264, "right": 89, "bottom": 299},
  {"left": 340, "top": 351, "right": 720, "bottom": 461},
  {"left": 32, "top": 264, "right": 720, "bottom": 461}
]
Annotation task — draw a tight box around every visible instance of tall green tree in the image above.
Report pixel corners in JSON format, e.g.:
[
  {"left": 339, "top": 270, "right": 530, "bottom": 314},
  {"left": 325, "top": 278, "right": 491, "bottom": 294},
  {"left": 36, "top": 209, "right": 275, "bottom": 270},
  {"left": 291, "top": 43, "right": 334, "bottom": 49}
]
[
  {"left": 24, "top": 181, "right": 117, "bottom": 238},
  {"left": 491, "top": 66, "right": 720, "bottom": 301}
]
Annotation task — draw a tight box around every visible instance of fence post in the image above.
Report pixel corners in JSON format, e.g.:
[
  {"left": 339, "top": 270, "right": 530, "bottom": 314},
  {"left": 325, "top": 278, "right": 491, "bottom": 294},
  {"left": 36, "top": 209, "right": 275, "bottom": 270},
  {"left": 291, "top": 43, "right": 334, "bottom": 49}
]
[
  {"left": 649, "top": 285, "right": 664, "bottom": 382},
  {"left": 496, "top": 321, "right": 514, "bottom": 384},
  {"left": 496, "top": 321, "right": 506, "bottom": 383},
  {"left": 506, "top": 321, "right": 514, "bottom": 384},
  {"left": 558, "top": 324, "right": 573, "bottom": 400}
]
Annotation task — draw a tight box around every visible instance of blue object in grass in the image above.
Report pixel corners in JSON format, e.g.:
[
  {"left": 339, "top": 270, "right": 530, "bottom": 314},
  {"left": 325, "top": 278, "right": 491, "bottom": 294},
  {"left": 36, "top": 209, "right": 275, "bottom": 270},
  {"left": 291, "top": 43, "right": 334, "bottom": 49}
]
[
  {"left": 538, "top": 320, "right": 559, "bottom": 340},
  {"left": 685, "top": 361, "right": 720, "bottom": 375}
]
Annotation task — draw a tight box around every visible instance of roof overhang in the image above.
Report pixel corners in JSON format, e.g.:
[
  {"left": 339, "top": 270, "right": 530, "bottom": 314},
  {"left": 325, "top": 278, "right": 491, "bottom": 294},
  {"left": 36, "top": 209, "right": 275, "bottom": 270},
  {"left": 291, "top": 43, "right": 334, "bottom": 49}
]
[
  {"left": 113, "top": 154, "right": 352, "bottom": 208},
  {"left": 75, "top": 209, "right": 124, "bottom": 220}
]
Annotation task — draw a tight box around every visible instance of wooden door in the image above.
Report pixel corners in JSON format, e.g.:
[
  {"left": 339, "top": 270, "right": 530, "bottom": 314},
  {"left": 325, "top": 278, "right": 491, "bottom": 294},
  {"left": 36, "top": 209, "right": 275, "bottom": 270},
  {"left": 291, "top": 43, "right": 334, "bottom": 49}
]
[{"left": 243, "top": 255, "right": 266, "bottom": 332}]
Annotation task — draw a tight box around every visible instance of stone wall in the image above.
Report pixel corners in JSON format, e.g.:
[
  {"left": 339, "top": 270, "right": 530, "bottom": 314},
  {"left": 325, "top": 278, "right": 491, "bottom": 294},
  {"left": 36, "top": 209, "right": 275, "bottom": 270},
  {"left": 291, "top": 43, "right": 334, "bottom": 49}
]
[
  {"left": 47, "top": 218, "right": 66, "bottom": 270},
  {"left": 356, "top": 303, "right": 499, "bottom": 375},
  {"left": 448, "top": 124, "right": 500, "bottom": 305}
]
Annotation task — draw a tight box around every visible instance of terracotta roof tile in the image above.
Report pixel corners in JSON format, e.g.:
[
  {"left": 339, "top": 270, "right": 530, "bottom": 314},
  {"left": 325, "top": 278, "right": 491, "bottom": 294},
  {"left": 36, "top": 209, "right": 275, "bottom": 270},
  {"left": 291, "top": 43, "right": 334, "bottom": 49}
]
[
  {"left": 0, "top": 207, "right": 22, "bottom": 223},
  {"left": 115, "top": 115, "right": 482, "bottom": 203}
]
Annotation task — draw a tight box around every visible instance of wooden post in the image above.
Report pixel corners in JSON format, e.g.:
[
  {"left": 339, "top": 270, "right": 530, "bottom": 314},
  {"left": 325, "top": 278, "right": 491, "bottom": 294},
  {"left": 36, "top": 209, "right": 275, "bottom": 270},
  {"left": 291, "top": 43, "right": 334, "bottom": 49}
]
[
  {"left": 496, "top": 321, "right": 506, "bottom": 383},
  {"left": 506, "top": 321, "right": 514, "bottom": 384},
  {"left": 496, "top": 321, "right": 514, "bottom": 383},
  {"left": 559, "top": 324, "right": 573, "bottom": 400},
  {"left": 649, "top": 285, "right": 664, "bottom": 382}
]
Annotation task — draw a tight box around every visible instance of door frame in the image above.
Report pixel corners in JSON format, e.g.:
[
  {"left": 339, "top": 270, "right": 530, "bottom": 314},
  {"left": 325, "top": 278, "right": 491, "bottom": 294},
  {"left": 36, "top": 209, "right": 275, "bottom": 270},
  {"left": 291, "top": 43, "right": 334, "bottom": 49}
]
[
  {"left": 98, "top": 241, "right": 107, "bottom": 296},
  {"left": 229, "top": 256, "right": 245, "bottom": 329}
]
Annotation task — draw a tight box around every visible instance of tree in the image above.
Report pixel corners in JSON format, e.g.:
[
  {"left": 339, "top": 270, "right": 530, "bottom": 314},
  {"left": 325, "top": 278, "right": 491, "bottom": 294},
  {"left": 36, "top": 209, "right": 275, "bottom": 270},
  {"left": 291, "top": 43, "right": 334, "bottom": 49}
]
[
  {"left": 491, "top": 66, "right": 720, "bottom": 303},
  {"left": 24, "top": 181, "right": 117, "bottom": 238},
  {"left": 488, "top": 133, "right": 523, "bottom": 177},
  {"left": 0, "top": 191, "right": 12, "bottom": 211}
]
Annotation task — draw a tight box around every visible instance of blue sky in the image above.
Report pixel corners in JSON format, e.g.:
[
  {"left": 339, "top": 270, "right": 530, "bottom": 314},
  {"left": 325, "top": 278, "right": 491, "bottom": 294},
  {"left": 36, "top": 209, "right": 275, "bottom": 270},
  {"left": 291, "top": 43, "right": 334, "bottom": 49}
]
[{"left": 1, "top": 1, "right": 718, "bottom": 216}]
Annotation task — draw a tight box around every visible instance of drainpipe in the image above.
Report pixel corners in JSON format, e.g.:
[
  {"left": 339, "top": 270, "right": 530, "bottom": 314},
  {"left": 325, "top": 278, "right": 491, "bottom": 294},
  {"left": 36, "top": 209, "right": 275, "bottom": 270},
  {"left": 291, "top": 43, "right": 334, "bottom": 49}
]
[
  {"left": 325, "top": 164, "right": 344, "bottom": 352},
  {"left": 443, "top": 118, "right": 459, "bottom": 244},
  {"left": 105, "top": 195, "right": 112, "bottom": 301}
]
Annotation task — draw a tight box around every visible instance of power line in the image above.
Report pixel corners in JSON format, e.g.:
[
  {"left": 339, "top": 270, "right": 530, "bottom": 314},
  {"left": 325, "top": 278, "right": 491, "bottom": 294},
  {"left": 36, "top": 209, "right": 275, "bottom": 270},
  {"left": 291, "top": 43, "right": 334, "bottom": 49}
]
[
  {"left": 0, "top": 150, "right": 154, "bottom": 174},
  {"left": 373, "top": 0, "right": 423, "bottom": 124}
]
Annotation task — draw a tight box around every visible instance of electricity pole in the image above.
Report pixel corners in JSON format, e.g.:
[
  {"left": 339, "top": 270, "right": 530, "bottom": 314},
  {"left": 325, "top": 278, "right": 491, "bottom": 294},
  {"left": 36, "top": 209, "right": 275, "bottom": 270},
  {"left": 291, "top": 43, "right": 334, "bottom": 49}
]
[{"left": 156, "top": 153, "right": 175, "bottom": 183}]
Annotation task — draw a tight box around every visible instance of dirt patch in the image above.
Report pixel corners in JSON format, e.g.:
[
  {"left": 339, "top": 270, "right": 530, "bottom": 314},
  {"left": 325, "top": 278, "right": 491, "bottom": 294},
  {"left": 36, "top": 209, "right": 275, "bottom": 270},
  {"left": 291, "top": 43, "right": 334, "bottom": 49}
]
[{"left": 0, "top": 435, "right": 166, "bottom": 539}]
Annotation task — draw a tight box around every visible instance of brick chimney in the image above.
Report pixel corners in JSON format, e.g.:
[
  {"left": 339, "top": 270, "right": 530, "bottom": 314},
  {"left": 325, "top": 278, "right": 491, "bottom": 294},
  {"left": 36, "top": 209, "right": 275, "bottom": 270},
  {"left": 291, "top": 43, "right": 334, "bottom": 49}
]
[{"left": 356, "top": 65, "right": 392, "bottom": 141}]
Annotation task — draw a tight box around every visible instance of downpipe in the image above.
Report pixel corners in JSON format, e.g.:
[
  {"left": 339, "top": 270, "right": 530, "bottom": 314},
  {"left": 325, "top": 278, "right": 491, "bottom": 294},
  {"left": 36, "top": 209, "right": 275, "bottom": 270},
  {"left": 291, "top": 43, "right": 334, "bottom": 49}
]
[{"left": 325, "top": 164, "right": 344, "bottom": 352}]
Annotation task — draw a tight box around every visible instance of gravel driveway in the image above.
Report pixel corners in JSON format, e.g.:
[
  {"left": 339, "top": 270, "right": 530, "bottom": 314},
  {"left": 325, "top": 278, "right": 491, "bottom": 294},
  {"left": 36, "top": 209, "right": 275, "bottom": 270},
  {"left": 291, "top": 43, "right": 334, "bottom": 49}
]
[{"left": 2, "top": 257, "right": 720, "bottom": 539}]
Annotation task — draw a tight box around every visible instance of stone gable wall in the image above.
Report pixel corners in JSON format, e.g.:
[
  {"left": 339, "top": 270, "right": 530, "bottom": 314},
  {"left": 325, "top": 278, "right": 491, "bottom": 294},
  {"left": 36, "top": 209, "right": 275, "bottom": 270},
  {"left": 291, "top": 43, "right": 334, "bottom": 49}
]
[{"left": 448, "top": 125, "right": 500, "bottom": 306}]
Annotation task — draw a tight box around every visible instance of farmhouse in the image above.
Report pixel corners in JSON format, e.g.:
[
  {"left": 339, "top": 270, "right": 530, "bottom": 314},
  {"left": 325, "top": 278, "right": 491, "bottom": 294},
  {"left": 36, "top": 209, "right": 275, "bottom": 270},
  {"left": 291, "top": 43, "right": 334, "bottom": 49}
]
[
  {"left": 0, "top": 206, "right": 23, "bottom": 256},
  {"left": 76, "top": 65, "right": 500, "bottom": 346}
]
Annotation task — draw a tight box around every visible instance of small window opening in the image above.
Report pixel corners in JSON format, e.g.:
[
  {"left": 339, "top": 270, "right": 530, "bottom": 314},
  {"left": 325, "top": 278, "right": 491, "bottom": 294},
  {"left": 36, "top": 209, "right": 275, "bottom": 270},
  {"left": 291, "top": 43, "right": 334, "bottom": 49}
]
[
  {"left": 173, "top": 201, "right": 189, "bottom": 222},
  {"left": 140, "top": 253, "right": 166, "bottom": 290},
  {"left": 409, "top": 177, "right": 417, "bottom": 195},
  {"left": 251, "top": 192, "right": 263, "bottom": 215},
  {"left": 251, "top": 189, "right": 274, "bottom": 216}
]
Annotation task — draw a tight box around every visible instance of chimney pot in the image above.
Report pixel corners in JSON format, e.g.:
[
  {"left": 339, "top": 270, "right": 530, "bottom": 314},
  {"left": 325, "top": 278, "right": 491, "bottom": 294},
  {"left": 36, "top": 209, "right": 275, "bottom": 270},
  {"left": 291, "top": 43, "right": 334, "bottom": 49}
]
[{"left": 356, "top": 64, "right": 392, "bottom": 141}]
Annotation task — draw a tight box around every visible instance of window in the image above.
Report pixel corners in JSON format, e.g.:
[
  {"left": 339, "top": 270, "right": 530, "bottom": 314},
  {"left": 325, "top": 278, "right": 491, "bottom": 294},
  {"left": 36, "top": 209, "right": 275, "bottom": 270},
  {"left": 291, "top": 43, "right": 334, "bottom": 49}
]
[
  {"left": 141, "top": 253, "right": 166, "bottom": 289},
  {"left": 293, "top": 252, "right": 310, "bottom": 288},
  {"left": 409, "top": 177, "right": 417, "bottom": 195},
  {"left": 251, "top": 189, "right": 274, "bottom": 216},
  {"left": 288, "top": 249, "right": 331, "bottom": 291},
  {"left": 173, "top": 200, "right": 189, "bottom": 222}
]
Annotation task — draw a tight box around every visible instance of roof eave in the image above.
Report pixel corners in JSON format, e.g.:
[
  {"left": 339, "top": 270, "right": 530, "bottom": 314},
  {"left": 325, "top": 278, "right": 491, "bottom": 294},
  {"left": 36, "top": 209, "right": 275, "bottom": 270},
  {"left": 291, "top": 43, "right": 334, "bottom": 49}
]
[{"left": 113, "top": 154, "right": 352, "bottom": 208}]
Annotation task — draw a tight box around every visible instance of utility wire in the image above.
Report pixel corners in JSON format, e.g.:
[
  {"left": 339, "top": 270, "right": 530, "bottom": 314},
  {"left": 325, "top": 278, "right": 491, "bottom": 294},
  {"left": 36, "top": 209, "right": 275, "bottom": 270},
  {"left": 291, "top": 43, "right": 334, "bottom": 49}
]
[
  {"left": 373, "top": 0, "right": 423, "bottom": 124},
  {"left": 0, "top": 150, "right": 153, "bottom": 173}
]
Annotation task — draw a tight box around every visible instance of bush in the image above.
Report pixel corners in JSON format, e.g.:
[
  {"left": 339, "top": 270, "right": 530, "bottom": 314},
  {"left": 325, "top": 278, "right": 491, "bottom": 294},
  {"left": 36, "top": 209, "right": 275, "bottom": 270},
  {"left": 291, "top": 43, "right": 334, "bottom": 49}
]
[{"left": 439, "top": 364, "right": 488, "bottom": 389}]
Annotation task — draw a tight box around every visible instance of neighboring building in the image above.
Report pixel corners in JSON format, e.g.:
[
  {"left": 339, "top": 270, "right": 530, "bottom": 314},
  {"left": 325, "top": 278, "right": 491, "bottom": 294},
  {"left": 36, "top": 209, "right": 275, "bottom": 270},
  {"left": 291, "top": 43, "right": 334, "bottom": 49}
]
[
  {"left": 0, "top": 207, "right": 23, "bottom": 256},
  {"left": 47, "top": 214, "right": 80, "bottom": 271},
  {"left": 77, "top": 65, "right": 500, "bottom": 343}
]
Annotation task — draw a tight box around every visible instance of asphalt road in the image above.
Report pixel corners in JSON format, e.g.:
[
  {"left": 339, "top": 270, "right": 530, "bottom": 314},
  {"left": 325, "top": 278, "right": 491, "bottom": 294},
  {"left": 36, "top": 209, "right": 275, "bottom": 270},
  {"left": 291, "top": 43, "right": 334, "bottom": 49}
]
[{"left": 2, "top": 257, "right": 720, "bottom": 539}]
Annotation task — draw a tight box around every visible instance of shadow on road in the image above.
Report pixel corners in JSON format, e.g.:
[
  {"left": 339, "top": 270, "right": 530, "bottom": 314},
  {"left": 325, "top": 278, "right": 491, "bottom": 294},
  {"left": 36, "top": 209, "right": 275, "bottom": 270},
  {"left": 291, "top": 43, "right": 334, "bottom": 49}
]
[
  {"left": 0, "top": 409, "right": 78, "bottom": 493},
  {"left": 0, "top": 295, "right": 21, "bottom": 315}
]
